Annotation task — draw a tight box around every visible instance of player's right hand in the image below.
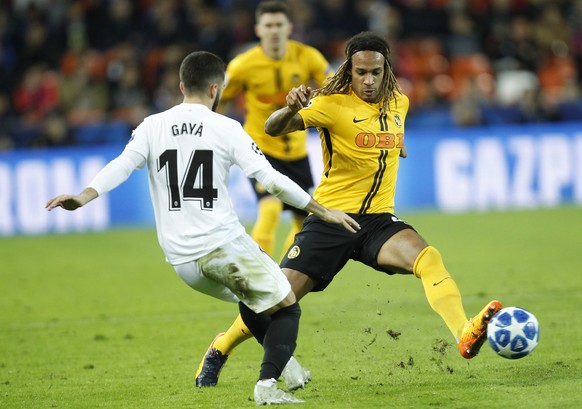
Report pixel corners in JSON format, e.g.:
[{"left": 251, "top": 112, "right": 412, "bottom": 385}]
[
  {"left": 46, "top": 188, "right": 98, "bottom": 211},
  {"left": 46, "top": 195, "right": 84, "bottom": 211},
  {"left": 286, "top": 85, "right": 312, "bottom": 112}
]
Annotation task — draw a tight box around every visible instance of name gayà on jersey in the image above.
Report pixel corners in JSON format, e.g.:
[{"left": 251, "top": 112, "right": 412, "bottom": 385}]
[{"left": 171, "top": 122, "right": 204, "bottom": 137}]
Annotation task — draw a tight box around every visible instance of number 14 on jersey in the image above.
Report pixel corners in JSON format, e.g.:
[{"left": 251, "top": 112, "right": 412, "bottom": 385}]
[{"left": 158, "top": 149, "right": 218, "bottom": 210}]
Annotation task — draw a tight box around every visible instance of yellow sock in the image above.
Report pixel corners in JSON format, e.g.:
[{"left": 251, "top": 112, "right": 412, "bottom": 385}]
[
  {"left": 413, "top": 246, "right": 468, "bottom": 339},
  {"left": 279, "top": 215, "right": 305, "bottom": 261},
  {"left": 213, "top": 314, "right": 254, "bottom": 355},
  {"left": 251, "top": 198, "right": 283, "bottom": 257}
]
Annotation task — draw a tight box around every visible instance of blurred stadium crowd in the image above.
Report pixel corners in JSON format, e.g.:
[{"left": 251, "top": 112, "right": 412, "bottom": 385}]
[{"left": 1, "top": 0, "right": 581, "bottom": 150}]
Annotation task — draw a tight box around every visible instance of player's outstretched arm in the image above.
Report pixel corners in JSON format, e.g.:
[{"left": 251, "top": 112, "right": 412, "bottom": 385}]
[
  {"left": 46, "top": 150, "right": 142, "bottom": 212},
  {"left": 46, "top": 188, "right": 98, "bottom": 211}
]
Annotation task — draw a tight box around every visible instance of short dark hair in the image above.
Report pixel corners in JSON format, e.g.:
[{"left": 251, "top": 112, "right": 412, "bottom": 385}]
[
  {"left": 255, "top": 0, "right": 290, "bottom": 21},
  {"left": 179, "top": 51, "right": 226, "bottom": 95}
]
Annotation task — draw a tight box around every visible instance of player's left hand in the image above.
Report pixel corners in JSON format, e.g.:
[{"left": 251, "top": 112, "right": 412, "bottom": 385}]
[{"left": 321, "top": 209, "right": 361, "bottom": 234}]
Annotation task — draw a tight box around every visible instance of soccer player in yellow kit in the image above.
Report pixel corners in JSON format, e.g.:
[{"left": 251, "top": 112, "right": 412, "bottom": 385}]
[
  {"left": 197, "top": 31, "right": 502, "bottom": 388},
  {"left": 221, "top": 0, "right": 330, "bottom": 259}
]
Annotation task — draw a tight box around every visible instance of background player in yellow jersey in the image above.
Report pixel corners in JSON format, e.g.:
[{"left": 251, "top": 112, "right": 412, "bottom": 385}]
[
  {"left": 197, "top": 31, "right": 502, "bottom": 388},
  {"left": 195, "top": 0, "right": 331, "bottom": 388},
  {"left": 221, "top": 0, "right": 331, "bottom": 259}
]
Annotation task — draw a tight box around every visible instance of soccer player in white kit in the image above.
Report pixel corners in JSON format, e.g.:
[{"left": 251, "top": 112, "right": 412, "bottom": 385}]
[{"left": 46, "top": 51, "right": 360, "bottom": 405}]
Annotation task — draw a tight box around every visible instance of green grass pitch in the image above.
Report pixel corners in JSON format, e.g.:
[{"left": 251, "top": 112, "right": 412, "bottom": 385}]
[{"left": 1, "top": 207, "right": 581, "bottom": 408}]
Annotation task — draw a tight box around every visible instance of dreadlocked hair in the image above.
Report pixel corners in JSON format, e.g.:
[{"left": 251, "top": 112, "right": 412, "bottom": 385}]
[{"left": 315, "top": 32, "right": 400, "bottom": 115}]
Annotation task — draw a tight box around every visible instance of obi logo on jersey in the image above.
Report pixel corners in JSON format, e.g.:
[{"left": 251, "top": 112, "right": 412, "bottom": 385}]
[{"left": 354, "top": 132, "right": 404, "bottom": 149}]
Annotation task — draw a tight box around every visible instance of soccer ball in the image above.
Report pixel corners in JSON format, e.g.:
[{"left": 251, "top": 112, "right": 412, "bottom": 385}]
[{"left": 487, "top": 306, "right": 539, "bottom": 359}]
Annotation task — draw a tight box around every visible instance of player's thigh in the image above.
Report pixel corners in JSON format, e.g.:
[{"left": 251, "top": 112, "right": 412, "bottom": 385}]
[
  {"left": 173, "top": 261, "right": 240, "bottom": 303},
  {"left": 280, "top": 215, "right": 354, "bottom": 292},
  {"left": 198, "top": 234, "right": 291, "bottom": 313},
  {"left": 376, "top": 228, "right": 429, "bottom": 273}
]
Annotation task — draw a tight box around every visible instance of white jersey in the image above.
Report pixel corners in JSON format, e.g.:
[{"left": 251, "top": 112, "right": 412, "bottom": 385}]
[{"left": 90, "top": 103, "right": 310, "bottom": 265}]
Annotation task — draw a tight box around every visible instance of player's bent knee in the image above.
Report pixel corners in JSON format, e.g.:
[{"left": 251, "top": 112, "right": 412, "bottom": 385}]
[
  {"left": 283, "top": 268, "right": 315, "bottom": 300},
  {"left": 413, "top": 245, "right": 447, "bottom": 279},
  {"left": 272, "top": 301, "right": 301, "bottom": 320},
  {"left": 278, "top": 290, "right": 297, "bottom": 308},
  {"left": 265, "top": 290, "right": 297, "bottom": 314}
]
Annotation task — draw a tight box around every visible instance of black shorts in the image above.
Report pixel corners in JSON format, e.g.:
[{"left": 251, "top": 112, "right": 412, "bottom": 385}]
[
  {"left": 249, "top": 154, "right": 314, "bottom": 216},
  {"left": 280, "top": 213, "right": 416, "bottom": 291}
]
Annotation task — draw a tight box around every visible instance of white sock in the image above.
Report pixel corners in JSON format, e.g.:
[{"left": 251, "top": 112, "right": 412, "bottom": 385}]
[{"left": 257, "top": 378, "right": 277, "bottom": 387}]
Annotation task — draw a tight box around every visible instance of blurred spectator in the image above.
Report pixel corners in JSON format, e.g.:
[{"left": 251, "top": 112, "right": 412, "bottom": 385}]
[
  {"left": 0, "top": 9, "right": 19, "bottom": 94},
  {"left": 0, "top": 133, "right": 14, "bottom": 151},
  {"left": 481, "top": 0, "right": 519, "bottom": 65},
  {"left": 534, "top": 3, "right": 571, "bottom": 58},
  {"left": 32, "top": 112, "right": 74, "bottom": 147},
  {"left": 59, "top": 50, "right": 109, "bottom": 126},
  {"left": 516, "top": 88, "right": 563, "bottom": 123},
  {"left": 0, "top": 91, "right": 15, "bottom": 150},
  {"left": 495, "top": 69, "right": 539, "bottom": 106},
  {"left": 141, "top": 0, "right": 192, "bottom": 48},
  {"left": 110, "top": 61, "right": 150, "bottom": 128},
  {"left": 313, "top": 0, "right": 367, "bottom": 59},
  {"left": 287, "top": 0, "right": 322, "bottom": 46},
  {"left": 87, "top": 0, "right": 141, "bottom": 51},
  {"left": 445, "top": 12, "right": 482, "bottom": 57},
  {"left": 220, "top": 6, "right": 254, "bottom": 57},
  {"left": 569, "top": 0, "right": 582, "bottom": 83},
  {"left": 195, "top": 5, "right": 233, "bottom": 61},
  {"left": 451, "top": 77, "right": 488, "bottom": 127},
  {"left": 104, "top": 42, "right": 150, "bottom": 127},
  {"left": 395, "top": 0, "right": 448, "bottom": 40},
  {"left": 503, "top": 16, "right": 538, "bottom": 71},
  {"left": 362, "top": 0, "right": 402, "bottom": 43},
  {"left": 152, "top": 64, "right": 182, "bottom": 113},
  {"left": 51, "top": 1, "right": 89, "bottom": 55},
  {"left": 14, "top": 14, "right": 58, "bottom": 71},
  {"left": 12, "top": 63, "right": 59, "bottom": 125}
]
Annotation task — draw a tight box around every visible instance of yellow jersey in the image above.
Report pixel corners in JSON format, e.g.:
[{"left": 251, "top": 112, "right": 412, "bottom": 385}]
[
  {"left": 222, "top": 40, "right": 330, "bottom": 160},
  {"left": 298, "top": 91, "right": 409, "bottom": 214}
]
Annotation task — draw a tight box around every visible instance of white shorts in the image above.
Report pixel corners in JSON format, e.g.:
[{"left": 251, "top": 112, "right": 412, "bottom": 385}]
[{"left": 173, "top": 233, "right": 291, "bottom": 313}]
